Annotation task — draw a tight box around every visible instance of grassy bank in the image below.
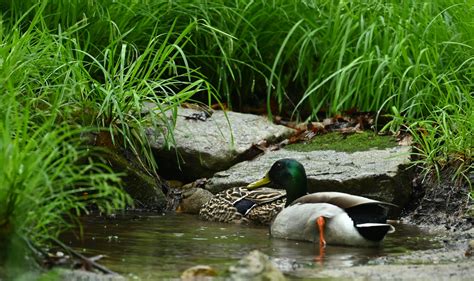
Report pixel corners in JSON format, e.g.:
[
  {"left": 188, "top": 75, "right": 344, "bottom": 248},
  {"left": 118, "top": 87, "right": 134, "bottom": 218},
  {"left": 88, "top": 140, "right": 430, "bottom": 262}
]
[
  {"left": 0, "top": 0, "right": 473, "bottom": 275},
  {"left": 0, "top": 0, "right": 210, "bottom": 275}
]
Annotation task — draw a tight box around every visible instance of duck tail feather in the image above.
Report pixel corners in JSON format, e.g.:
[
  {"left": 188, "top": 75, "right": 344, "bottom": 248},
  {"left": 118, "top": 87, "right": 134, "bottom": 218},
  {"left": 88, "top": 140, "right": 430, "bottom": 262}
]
[
  {"left": 355, "top": 223, "right": 395, "bottom": 241},
  {"left": 356, "top": 223, "right": 396, "bottom": 233},
  {"left": 356, "top": 223, "right": 392, "bottom": 228}
]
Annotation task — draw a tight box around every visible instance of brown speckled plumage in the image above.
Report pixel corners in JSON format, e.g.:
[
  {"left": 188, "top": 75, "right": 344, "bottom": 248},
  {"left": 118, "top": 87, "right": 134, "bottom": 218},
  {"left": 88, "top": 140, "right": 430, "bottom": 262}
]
[{"left": 199, "top": 187, "right": 286, "bottom": 225}]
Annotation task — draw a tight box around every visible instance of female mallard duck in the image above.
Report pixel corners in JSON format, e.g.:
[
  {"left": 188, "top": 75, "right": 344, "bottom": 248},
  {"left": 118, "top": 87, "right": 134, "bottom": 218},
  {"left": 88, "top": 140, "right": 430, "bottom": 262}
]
[
  {"left": 247, "top": 158, "right": 396, "bottom": 247},
  {"left": 198, "top": 186, "right": 286, "bottom": 225}
]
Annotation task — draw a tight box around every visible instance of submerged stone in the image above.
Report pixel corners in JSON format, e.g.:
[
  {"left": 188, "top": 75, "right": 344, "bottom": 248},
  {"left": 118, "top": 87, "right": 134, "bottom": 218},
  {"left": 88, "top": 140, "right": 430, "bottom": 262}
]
[
  {"left": 181, "top": 265, "right": 218, "bottom": 280},
  {"left": 228, "top": 250, "right": 286, "bottom": 281},
  {"left": 146, "top": 108, "right": 295, "bottom": 180}
]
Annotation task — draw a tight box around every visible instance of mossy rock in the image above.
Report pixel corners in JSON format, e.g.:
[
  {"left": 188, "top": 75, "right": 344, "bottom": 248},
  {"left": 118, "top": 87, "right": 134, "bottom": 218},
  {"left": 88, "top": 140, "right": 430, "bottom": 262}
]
[
  {"left": 106, "top": 151, "right": 167, "bottom": 210},
  {"left": 287, "top": 131, "right": 397, "bottom": 153}
]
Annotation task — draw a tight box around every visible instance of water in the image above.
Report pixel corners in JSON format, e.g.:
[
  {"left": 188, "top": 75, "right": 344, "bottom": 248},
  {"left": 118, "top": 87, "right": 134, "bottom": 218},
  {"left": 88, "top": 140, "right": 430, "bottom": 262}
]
[{"left": 62, "top": 212, "right": 439, "bottom": 280}]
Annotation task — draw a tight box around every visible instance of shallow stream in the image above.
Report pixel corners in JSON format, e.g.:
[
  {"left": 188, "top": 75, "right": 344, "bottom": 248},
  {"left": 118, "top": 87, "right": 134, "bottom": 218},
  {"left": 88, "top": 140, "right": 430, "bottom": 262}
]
[{"left": 63, "top": 212, "right": 440, "bottom": 280}]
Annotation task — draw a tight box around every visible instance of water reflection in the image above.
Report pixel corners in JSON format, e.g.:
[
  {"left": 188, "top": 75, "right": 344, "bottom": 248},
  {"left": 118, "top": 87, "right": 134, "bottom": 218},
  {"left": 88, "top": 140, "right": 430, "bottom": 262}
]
[{"left": 62, "top": 212, "right": 438, "bottom": 280}]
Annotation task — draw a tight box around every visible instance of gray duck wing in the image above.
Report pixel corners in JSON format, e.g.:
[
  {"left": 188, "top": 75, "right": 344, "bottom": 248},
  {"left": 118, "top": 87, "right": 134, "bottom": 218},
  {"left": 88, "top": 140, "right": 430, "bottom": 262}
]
[{"left": 292, "top": 192, "right": 397, "bottom": 209}]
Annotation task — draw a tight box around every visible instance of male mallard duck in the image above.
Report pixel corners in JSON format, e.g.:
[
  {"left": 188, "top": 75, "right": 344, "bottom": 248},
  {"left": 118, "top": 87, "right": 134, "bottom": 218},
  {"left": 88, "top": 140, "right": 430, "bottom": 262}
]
[
  {"left": 198, "top": 186, "right": 286, "bottom": 225},
  {"left": 247, "top": 158, "right": 396, "bottom": 247}
]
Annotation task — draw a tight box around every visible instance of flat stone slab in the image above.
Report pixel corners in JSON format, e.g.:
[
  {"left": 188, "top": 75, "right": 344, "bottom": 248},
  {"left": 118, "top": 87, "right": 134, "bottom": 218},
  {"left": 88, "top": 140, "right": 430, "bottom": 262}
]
[
  {"left": 147, "top": 108, "right": 295, "bottom": 180},
  {"left": 205, "top": 146, "right": 412, "bottom": 207}
]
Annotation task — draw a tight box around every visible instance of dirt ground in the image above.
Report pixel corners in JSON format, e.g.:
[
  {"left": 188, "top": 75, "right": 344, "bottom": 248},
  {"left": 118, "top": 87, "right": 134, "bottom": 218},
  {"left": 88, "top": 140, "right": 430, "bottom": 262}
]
[{"left": 402, "top": 165, "right": 473, "bottom": 232}]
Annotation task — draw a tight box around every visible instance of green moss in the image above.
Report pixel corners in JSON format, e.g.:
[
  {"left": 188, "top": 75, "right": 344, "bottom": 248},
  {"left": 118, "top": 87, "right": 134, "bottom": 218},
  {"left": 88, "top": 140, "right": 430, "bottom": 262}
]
[{"left": 286, "top": 131, "right": 397, "bottom": 153}]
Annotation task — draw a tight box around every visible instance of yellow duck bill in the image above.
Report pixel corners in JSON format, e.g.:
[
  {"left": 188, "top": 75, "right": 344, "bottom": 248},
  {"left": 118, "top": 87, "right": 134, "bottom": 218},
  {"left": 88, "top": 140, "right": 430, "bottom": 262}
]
[{"left": 246, "top": 173, "right": 271, "bottom": 189}]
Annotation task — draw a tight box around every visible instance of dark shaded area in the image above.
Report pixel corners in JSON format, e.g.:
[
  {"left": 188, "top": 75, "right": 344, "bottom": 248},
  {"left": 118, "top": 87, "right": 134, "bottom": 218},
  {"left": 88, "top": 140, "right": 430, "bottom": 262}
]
[
  {"left": 105, "top": 150, "right": 169, "bottom": 211},
  {"left": 86, "top": 131, "right": 174, "bottom": 212}
]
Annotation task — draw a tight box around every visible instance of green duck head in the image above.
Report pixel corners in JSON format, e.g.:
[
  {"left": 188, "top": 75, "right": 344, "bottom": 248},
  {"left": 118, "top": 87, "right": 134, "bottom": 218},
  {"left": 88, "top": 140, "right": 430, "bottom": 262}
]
[{"left": 247, "top": 158, "right": 308, "bottom": 206}]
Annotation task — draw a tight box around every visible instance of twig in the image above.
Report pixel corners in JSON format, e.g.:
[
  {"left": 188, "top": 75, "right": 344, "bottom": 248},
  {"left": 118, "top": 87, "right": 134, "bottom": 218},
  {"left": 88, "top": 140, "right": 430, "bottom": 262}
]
[
  {"left": 22, "top": 236, "right": 48, "bottom": 269},
  {"left": 50, "top": 237, "right": 119, "bottom": 275}
]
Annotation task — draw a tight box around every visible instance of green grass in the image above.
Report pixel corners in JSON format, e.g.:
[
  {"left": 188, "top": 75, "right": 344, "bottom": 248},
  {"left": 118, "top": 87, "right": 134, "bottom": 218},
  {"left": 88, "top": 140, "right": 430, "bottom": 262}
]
[
  {"left": 5, "top": 1, "right": 472, "bottom": 118},
  {"left": 0, "top": 0, "right": 214, "bottom": 275},
  {"left": 286, "top": 131, "right": 397, "bottom": 153},
  {"left": 389, "top": 102, "right": 474, "bottom": 185},
  {"left": 4, "top": 1, "right": 473, "bottom": 110}
]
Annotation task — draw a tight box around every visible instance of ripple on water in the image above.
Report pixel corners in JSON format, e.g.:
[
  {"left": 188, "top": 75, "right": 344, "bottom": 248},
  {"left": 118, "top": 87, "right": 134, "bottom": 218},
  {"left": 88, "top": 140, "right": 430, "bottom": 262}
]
[{"left": 61, "top": 213, "right": 440, "bottom": 280}]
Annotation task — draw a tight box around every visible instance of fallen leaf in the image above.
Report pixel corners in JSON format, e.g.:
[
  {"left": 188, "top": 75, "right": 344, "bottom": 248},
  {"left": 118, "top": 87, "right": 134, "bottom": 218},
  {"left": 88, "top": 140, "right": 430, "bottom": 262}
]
[{"left": 398, "top": 134, "right": 413, "bottom": 146}]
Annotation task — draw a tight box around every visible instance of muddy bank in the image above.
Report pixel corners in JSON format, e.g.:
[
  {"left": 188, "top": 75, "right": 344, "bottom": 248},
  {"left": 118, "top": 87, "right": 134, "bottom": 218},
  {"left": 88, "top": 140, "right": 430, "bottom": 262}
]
[{"left": 402, "top": 165, "right": 473, "bottom": 232}]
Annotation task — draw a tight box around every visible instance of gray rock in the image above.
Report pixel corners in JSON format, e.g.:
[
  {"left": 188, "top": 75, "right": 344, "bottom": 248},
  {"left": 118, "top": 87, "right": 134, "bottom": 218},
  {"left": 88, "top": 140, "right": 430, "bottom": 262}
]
[
  {"left": 228, "top": 250, "right": 286, "bottom": 281},
  {"left": 146, "top": 108, "right": 295, "bottom": 180},
  {"left": 206, "top": 146, "right": 412, "bottom": 207}
]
